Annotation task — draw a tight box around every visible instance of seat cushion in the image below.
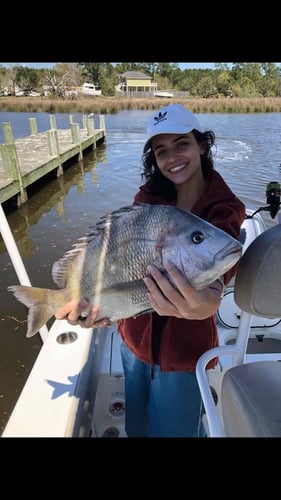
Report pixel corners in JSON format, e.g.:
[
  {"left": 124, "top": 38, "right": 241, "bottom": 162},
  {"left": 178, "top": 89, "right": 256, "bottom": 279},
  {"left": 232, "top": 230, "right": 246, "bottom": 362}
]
[
  {"left": 222, "top": 361, "right": 281, "bottom": 437},
  {"left": 234, "top": 225, "right": 281, "bottom": 318}
]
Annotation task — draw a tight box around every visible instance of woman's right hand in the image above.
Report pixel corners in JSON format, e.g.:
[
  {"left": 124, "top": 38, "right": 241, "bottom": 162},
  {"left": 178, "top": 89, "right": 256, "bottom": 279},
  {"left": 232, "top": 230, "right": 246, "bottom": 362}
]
[{"left": 55, "top": 299, "right": 111, "bottom": 329}]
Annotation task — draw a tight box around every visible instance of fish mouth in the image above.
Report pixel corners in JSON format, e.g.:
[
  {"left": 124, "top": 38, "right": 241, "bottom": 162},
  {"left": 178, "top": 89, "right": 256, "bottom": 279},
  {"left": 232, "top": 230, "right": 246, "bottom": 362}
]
[{"left": 216, "top": 242, "right": 242, "bottom": 262}]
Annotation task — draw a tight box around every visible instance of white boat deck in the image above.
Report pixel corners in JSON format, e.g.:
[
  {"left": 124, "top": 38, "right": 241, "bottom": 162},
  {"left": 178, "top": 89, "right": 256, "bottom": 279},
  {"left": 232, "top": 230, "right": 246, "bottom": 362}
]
[
  {"left": 90, "top": 328, "right": 126, "bottom": 437},
  {"left": 1, "top": 320, "right": 126, "bottom": 437}
]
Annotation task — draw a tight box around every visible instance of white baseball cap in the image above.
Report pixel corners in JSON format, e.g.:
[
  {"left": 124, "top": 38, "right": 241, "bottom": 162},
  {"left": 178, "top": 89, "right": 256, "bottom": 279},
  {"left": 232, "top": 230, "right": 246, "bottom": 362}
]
[{"left": 143, "top": 103, "right": 202, "bottom": 152}]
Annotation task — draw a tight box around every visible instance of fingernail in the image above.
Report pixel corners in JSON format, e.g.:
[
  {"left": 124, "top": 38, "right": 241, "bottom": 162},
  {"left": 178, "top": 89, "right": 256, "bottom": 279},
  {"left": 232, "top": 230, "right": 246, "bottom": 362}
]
[{"left": 79, "top": 299, "right": 89, "bottom": 308}]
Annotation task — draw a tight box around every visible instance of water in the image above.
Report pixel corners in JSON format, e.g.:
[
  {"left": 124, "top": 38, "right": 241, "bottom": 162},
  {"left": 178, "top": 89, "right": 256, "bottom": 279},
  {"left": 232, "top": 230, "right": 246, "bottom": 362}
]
[{"left": 0, "top": 109, "right": 280, "bottom": 433}]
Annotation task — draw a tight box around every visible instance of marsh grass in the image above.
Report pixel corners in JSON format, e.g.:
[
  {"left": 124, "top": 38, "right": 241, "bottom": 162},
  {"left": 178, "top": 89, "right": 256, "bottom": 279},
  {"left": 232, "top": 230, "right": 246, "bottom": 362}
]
[{"left": 0, "top": 96, "right": 281, "bottom": 114}]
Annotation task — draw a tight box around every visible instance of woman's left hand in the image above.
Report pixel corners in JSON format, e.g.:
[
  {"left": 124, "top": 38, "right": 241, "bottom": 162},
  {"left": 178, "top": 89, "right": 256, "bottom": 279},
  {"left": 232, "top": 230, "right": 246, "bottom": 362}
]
[{"left": 143, "top": 262, "right": 221, "bottom": 320}]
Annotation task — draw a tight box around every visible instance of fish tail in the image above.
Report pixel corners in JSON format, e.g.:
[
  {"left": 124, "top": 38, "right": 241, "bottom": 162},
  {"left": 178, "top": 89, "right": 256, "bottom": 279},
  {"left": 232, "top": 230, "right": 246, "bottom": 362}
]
[{"left": 8, "top": 285, "right": 64, "bottom": 338}]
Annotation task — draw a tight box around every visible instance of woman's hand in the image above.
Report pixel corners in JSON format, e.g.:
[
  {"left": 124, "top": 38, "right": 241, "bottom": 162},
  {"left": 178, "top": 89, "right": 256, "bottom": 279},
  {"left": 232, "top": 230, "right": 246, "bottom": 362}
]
[
  {"left": 143, "top": 262, "right": 222, "bottom": 320},
  {"left": 55, "top": 299, "right": 111, "bottom": 328}
]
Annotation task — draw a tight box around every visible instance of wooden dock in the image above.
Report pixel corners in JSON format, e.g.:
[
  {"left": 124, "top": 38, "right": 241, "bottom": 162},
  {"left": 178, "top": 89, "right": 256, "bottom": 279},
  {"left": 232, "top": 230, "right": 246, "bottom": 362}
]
[{"left": 0, "top": 113, "right": 106, "bottom": 206}]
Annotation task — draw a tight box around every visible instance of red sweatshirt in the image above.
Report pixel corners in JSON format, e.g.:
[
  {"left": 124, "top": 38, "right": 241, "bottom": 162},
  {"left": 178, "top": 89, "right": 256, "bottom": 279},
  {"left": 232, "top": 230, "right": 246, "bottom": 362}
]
[{"left": 118, "top": 170, "right": 246, "bottom": 371}]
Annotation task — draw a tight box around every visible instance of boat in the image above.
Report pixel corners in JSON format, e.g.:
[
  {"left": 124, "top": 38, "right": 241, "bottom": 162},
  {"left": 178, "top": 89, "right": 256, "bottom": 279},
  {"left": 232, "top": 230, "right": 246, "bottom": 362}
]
[
  {"left": 153, "top": 91, "right": 174, "bottom": 98},
  {"left": 78, "top": 83, "right": 102, "bottom": 97},
  {"left": 1, "top": 181, "right": 281, "bottom": 437}
]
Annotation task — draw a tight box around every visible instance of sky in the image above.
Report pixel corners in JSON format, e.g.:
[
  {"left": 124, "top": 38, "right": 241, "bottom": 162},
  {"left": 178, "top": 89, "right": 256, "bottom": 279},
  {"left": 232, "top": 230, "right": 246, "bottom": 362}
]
[
  {"left": 1, "top": 62, "right": 225, "bottom": 70},
  {"left": 2, "top": 62, "right": 281, "bottom": 71}
]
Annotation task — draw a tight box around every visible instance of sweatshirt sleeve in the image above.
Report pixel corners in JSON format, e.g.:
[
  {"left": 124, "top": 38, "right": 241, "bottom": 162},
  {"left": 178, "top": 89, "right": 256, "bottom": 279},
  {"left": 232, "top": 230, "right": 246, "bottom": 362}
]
[{"left": 134, "top": 184, "right": 155, "bottom": 204}]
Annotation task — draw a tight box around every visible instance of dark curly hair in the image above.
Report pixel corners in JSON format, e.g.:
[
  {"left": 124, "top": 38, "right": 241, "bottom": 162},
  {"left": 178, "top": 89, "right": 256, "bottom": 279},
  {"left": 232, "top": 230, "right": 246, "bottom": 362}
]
[{"left": 141, "top": 130, "right": 216, "bottom": 200}]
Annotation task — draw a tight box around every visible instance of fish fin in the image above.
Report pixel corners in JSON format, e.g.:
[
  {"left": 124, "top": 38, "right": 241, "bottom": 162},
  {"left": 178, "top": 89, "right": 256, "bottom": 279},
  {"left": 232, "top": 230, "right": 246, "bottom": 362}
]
[
  {"left": 52, "top": 257, "right": 72, "bottom": 288},
  {"left": 87, "top": 204, "right": 149, "bottom": 233},
  {"left": 132, "top": 308, "right": 154, "bottom": 318},
  {"left": 8, "top": 285, "right": 58, "bottom": 337},
  {"left": 52, "top": 243, "right": 87, "bottom": 288},
  {"left": 52, "top": 204, "right": 151, "bottom": 288},
  {"left": 25, "top": 305, "right": 54, "bottom": 337}
]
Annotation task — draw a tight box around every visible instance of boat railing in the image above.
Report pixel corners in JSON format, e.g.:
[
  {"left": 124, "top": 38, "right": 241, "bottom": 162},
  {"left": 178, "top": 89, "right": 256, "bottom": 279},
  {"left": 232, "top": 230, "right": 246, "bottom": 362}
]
[{"left": 0, "top": 204, "right": 49, "bottom": 342}]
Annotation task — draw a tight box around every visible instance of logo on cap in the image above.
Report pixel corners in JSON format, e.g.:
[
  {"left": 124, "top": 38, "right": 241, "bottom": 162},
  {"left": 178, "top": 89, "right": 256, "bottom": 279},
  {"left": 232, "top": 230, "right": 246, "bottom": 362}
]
[{"left": 153, "top": 111, "right": 167, "bottom": 126}]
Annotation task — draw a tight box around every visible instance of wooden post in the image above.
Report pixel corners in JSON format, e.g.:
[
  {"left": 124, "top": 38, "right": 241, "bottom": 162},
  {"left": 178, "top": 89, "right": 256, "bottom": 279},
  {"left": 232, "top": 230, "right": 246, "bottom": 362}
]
[
  {"left": 69, "top": 115, "right": 74, "bottom": 124},
  {"left": 0, "top": 143, "right": 19, "bottom": 179},
  {"left": 1, "top": 122, "right": 28, "bottom": 205},
  {"left": 47, "top": 129, "right": 63, "bottom": 176},
  {"left": 86, "top": 117, "right": 96, "bottom": 149},
  {"left": 99, "top": 114, "right": 106, "bottom": 135},
  {"left": 82, "top": 115, "right": 87, "bottom": 129},
  {"left": 3, "top": 122, "right": 14, "bottom": 144},
  {"left": 0, "top": 143, "right": 27, "bottom": 205},
  {"left": 48, "top": 130, "right": 58, "bottom": 156},
  {"left": 29, "top": 117, "right": 38, "bottom": 135},
  {"left": 87, "top": 117, "right": 95, "bottom": 135},
  {"left": 49, "top": 114, "right": 57, "bottom": 129},
  {"left": 71, "top": 123, "right": 80, "bottom": 144},
  {"left": 71, "top": 123, "right": 83, "bottom": 160}
]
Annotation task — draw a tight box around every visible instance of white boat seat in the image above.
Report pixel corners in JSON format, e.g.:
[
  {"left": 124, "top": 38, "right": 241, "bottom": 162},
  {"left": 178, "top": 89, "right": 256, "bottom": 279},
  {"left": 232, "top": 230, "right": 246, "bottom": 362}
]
[
  {"left": 226, "top": 212, "right": 266, "bottom": 288},
  {"left": 234, "top": 223, "right": 281, "bottom": 318},
  {"left": 222, "top": 224, "right": 281, "bottom": 437},
  {"left": 222, "top": 361, "right": 281, "bottom": 437}
]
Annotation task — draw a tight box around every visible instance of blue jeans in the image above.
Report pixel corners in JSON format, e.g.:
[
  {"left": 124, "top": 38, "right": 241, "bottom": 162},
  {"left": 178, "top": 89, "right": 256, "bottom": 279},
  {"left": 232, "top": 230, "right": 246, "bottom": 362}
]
[{"left": 120, "top": 341, "right": 206, "bottom": 437}]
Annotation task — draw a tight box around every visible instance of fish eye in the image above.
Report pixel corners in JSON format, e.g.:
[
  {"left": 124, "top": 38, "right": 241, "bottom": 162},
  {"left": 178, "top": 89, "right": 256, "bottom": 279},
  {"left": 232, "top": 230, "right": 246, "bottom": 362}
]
[{"left": 191, "top": 231, "right": 204, "bottom": 244}]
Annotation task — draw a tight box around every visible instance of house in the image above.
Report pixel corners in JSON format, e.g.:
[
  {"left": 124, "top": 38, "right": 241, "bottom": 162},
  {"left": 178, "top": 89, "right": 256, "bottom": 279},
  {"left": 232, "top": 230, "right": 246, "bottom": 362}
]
[{"left": 115, "top": 71, "right": 157, "bottom": 96}]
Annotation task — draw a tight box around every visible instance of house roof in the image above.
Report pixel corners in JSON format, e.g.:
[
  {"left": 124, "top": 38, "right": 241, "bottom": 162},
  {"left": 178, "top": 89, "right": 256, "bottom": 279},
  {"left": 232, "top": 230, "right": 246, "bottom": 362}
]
[{"left": 120, "top": 71, "right": 151, "bottom": 80}]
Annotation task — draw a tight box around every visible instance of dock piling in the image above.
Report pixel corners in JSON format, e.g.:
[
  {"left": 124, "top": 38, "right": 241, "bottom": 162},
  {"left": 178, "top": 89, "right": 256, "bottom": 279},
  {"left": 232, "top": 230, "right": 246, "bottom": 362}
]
[
  {"left": 3, "top": 122, "right": 14, "bottom": 144},
  {"left": 29, "top": 118, "right": 38, "bottom": 135},
  {"left": 0, "top": 143, "right": 27, "bottom": 205},
  {"left": 71, "top": 123, "right": 83, "bottom": 160},
  {"left": 49, "top": 115, "right": 57, "bottom": 129}
]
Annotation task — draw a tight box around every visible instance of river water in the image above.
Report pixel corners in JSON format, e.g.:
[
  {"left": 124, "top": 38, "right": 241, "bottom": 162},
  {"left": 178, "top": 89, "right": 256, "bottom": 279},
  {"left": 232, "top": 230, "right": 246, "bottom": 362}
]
[{"left": 0, "top": 109, "right": 280, "bottom": 434}]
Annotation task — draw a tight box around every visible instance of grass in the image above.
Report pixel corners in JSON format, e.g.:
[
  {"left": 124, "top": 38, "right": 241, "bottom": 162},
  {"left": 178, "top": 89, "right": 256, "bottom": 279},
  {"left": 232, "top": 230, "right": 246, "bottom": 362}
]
[{"left": 0, "top": 96, "right": 281, "bottom": 114}]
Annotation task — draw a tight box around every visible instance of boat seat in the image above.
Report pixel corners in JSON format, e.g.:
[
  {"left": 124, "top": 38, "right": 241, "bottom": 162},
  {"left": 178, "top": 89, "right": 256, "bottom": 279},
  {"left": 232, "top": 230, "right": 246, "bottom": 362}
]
[
  {"left": 227, "top": 212, "right": 266, "bottom": 288},
  {"left": 222, "top": 361, "right": 281, "bottom": 436},
  {"left": 221, "top": 224, "right": 281, "bottom": 436},
  {"left": 234, "top": 223, "right": 281, "bottom": 318}
]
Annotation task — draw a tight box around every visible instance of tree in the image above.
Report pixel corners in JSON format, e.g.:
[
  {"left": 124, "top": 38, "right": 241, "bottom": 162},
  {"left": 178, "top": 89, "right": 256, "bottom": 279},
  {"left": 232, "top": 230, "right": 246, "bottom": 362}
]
[{"left": 43, "top": 68, "right": 78, "bottom": 98}]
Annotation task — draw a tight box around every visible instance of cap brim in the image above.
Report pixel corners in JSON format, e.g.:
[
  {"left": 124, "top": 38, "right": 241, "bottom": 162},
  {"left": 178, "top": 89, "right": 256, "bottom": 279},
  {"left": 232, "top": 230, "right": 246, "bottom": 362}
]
[{"left": 143, "top": 124, "right": 195, "bottom": 153}]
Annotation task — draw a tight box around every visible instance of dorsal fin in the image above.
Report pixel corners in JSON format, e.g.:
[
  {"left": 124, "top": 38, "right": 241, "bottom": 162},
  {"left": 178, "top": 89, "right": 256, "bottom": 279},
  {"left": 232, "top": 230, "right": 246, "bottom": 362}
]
[{"left": 51, "top": 204, "right": 144, "bottom": 288}]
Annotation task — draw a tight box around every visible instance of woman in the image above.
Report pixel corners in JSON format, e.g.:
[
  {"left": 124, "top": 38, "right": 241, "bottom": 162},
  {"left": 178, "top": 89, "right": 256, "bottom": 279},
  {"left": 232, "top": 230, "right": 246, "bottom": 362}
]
[{"left": 55, "top": 103, "right": 246, "bottom": 437}]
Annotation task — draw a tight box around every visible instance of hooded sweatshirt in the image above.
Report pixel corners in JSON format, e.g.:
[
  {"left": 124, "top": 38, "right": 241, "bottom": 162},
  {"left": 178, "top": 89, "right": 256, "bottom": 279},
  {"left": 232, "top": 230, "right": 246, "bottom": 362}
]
[{"left": 118, "top": 169, "right": 246, "bottom": 371}]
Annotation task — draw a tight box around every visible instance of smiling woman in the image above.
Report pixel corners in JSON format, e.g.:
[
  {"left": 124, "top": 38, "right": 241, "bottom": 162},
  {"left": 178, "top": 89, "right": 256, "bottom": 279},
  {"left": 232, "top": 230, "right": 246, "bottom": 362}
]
[{"left": 51, "top": 102, "right": 246, "bottom": 438}]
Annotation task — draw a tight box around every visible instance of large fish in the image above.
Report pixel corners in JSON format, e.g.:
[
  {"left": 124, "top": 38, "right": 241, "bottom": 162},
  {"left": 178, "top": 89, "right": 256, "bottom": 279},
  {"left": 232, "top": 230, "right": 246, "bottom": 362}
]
[{"left": 8, "top": 203, "right": 243, "bottom": 337}]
